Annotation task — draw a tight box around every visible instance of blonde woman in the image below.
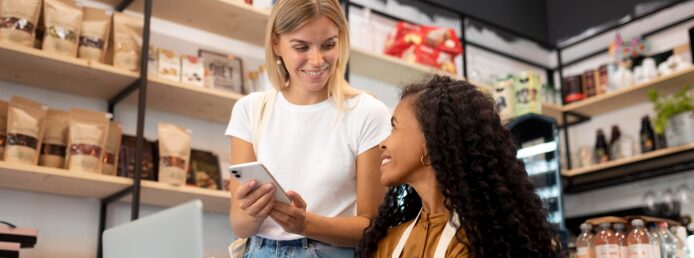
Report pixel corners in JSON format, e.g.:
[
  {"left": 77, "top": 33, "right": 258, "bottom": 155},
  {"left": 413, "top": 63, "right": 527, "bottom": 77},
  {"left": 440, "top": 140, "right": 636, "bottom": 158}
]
[{"left": 225, "top": 0, "right": 391, "bottom": 256}]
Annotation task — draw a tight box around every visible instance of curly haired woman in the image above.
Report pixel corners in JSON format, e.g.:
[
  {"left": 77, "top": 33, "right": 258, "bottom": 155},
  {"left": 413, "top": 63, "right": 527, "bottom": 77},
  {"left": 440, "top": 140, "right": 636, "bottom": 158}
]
[{"left": 356, "top": 75, "right": 563, "bottom": 258}]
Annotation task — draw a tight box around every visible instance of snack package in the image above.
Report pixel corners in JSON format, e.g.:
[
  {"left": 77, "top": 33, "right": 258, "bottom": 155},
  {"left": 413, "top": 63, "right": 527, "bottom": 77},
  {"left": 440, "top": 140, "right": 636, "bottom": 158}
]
[
  {"left": 102, "top": 122, "right": 122, "bottom": 175},
  {"left": 157, "top": 123, "right": 191, "bottom": 186},
  {"left": 0, "top": 0, "right": 42, "bottom": 47},
  {"left": 0, "top": 100, "right": 9, "bottom": 161},
  {"left": 78, "top": 7, "right": 111, "bottom": 62},
  {"left": 5, "top": 96, "right": 47, "bottom": 165},
  {"left": 42, "top": 0, "right": 83, "bottom": 57},
  {"left": 112, "top": 12, "right": 142, "bottom": 71},
  {"left": 117, "top": 134, "right": 156, "bottom": 180},
  {"left": 39, "top": 109, "right": 69, "bottom": 168},
  {"left": 157, "top": 49, "right": 180, "bottom": 82},
  {"left": 181, "top": 55, "right": 204, "bottom": 87},
  {"left": 385, "top": 22, "right": 462, "bottom": 74},
  {"left": 66, "top": 109, "right": 109, "bottom": 173}
]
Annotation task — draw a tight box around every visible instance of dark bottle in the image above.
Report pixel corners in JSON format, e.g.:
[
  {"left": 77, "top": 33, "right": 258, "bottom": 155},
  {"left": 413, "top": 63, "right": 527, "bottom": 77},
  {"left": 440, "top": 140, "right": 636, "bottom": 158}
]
[
  {"left": 640, "top": 116, "right": 656, "bottom": 153},
  {"left": 610, "top": 125, "right": 621, "bottom": 147},
  {"left": 595, "top": 129, "right": 610, "bottom": 164},
  {"left": 609, "top": 125, "right": 622, "bottom": 161}
]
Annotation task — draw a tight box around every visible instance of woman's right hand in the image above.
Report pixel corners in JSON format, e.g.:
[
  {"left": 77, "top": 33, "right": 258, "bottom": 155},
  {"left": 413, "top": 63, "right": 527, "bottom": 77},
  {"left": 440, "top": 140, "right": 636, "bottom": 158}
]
[{"left": 235, "top": 180, "right": 276, "bottom": 220}]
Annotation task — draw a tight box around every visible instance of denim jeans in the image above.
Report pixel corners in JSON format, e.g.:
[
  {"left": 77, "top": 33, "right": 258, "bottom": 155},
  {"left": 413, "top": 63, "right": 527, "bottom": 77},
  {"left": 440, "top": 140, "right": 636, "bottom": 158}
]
[{"left": 243, "top": 236, "right": 355, "bottom": 258}]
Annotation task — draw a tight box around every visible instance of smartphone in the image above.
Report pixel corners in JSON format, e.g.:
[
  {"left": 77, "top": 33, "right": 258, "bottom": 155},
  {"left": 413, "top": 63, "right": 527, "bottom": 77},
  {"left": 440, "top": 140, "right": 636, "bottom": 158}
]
[{"left": 229, "top": 162, "right": 291, "bottom": 204}]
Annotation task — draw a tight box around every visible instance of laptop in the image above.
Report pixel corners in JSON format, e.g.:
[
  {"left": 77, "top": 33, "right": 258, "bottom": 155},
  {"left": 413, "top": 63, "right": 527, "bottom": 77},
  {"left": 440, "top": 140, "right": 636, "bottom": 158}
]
[{"left": 103, "top": 200, "right": 204, "bottom": 258}]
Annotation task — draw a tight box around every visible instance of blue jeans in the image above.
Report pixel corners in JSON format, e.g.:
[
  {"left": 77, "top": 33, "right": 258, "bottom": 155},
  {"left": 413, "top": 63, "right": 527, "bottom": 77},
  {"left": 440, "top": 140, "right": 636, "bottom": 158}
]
[{"left": 243, "top": 236, "right": 355, "bottom": 258}]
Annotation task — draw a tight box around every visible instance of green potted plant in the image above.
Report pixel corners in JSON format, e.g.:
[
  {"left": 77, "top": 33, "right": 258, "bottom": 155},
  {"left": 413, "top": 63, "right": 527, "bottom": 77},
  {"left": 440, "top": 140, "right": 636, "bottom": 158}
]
[{"left": 648, "top": 86, "right": 694, "bottom": 147}]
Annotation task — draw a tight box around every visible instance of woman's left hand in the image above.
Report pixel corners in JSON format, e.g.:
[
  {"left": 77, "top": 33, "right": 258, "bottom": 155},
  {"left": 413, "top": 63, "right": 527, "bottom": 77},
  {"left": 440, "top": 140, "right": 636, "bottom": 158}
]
[{"left": 270, "top": 191, "right": 308, "bottom": 235}]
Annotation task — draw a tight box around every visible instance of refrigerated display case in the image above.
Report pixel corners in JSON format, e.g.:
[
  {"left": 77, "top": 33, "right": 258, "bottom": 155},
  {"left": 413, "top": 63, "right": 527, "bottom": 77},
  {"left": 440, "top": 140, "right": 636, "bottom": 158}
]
[{"left": 507, "top": 113, "right": 565, "bottom": 228}]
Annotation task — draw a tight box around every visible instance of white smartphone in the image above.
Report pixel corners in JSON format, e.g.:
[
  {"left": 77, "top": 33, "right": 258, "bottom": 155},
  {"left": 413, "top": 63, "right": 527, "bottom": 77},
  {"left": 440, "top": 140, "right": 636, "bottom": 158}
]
[{"left": 229, "top": 162, "right": 291, "bottom": 204}]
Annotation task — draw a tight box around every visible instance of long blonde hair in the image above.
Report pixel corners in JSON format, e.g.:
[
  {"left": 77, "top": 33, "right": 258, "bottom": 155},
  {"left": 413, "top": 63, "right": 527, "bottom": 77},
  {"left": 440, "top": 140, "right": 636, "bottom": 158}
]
[{"left": 265, "top": 0, "right": 361, "bottom": 108}]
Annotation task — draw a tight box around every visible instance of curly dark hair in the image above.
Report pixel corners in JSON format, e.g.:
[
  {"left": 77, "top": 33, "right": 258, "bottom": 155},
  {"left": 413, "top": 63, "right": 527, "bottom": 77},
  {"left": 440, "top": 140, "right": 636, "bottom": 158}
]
[{"left": 356, "top": 75, "right": 562, "bottom": 257}]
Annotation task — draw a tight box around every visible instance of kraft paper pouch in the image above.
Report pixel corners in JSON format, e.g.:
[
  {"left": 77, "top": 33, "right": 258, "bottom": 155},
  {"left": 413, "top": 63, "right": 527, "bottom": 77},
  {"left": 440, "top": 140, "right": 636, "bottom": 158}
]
[
  {"left": 67, "top": 109, "right": 109, "bottom": 173},
  {"left": 157, "top": 123, "right": 191, "bottom": 186},
  {"left": 5, "top": 96, "right": 47, "bottom": 165}
]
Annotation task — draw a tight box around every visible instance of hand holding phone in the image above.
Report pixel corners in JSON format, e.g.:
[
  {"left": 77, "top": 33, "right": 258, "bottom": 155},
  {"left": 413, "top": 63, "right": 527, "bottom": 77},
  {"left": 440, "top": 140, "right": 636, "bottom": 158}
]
[{"left": 229, "top": 162, "right": 291, "bottom": 204}]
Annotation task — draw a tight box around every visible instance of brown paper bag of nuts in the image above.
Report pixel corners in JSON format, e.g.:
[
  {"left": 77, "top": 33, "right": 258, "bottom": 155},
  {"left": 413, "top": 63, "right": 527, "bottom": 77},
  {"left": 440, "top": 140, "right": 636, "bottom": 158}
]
[
  {"left": 0, "top": 0, "right": 42, "bottom": 47},
  {"left": 102, "top": 122, "right": 121, "bottom": 176},
  {"left": 157, "top": 123, "right": 191, "bottom": 186},
  {"left": 67, "top": 109, "right": 109, "bottom": 173},
  {"left": 42, "top": 0, "right": 83, "bottom": 57},
  {"left": 111, "top": 12, "right": 142, "bottom": 71},
  {"left": 78, "top": 7, "right": 111, "bottom": 63},
  {"left": 0, "top": 100, "right": 9, "bottom": 161},
  {"left": 39, "top": 109, "right": 70, "bottom": 168},
  {"left": 5, "top": 96, "right": 47, "bottom": 165}
]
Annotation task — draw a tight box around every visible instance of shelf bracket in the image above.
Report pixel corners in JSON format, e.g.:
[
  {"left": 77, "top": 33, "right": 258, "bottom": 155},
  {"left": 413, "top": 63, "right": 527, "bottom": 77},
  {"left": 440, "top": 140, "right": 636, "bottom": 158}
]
[
  {"left": 116, "top": 0, "right": 135, "bottom": 12},
  {"left": 96, "top": 186, "right": 134, "bottom": 258},
  {"left": 107, "top": 79, "right": 141, "bottom": 115},
  {"left": 559, "top": 111, "right": 591, "bottom": 129}
]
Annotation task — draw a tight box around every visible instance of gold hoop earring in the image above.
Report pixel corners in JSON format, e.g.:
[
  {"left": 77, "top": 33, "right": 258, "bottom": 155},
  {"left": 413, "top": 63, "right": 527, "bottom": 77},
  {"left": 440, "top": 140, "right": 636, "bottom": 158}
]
[{"left": 420, "top": 155, "right": 431, "bottom": 166}]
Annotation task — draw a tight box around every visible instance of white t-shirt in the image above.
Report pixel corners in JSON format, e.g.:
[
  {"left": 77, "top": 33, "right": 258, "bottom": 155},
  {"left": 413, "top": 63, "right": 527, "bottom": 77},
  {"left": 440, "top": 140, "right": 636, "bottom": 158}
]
[{"left": 225, "top": 91, "right": 391, "bottom": 240}]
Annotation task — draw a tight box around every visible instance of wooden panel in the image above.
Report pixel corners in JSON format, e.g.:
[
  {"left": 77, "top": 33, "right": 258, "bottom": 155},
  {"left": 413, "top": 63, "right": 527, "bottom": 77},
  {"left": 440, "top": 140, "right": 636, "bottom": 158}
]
[
  {"left": 95, "top": 0, "right": 270, "bottom": 46},
  {"left": 563, "top": 142, "right": 694, "bottom": 177},
  {"left": 541, "top": 103, "right": 564, "bottom": 124},
  {"left": 0, "top": 161, "right": 231, "bottom": 213},
  {"left": 0, "top": 162, "right": 132, "bottom": 199},
  {"left": 124, "top": 77, "right": 244, "bottom": 123},
  {"left": 134, "top": 181, "right": 231, "bottom": 213},
  {"left": 563, "top": 66, "right": 694, "bottom": 116},
  {"left": 0, "top": 42, "right": 137, "bottom": 99},
  {"left": 350, "top": 47, "right": 464, "bottom": 86}
]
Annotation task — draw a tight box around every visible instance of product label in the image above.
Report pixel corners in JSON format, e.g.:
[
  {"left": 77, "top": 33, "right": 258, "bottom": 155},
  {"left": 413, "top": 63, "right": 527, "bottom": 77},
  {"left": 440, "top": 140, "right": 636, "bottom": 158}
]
[
  {"left": 620, "top": 246, "right": 627, "bottom": 258},
  {"left": 596, "top": 244, "right": 620, "bottom": 258},
  {"left": 102, "top": 163, "right": 116, "bottom": 176},
  {"left": 69, "top": 154, "right": 101, "bottom": 173},
  {"left": 39, "top": 154, "right": 65, "bottom": 169},
  {"left": 5, "top": 145, "right": 37, "bottom": 165},
  {"left": 159, "top": 166, "right": 186, "bottom": 186},
  {"left": 577, "top": 247, "right": 590, "bottom": 258},
  {"left": 628, "top": 244, "right": 651, "bottom": 258}
]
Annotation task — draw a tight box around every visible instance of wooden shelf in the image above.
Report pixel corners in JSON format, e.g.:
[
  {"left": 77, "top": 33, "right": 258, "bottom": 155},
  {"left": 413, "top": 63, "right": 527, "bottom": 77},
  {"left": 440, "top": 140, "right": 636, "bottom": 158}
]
[
  {"left": 541, "top": 103, "right": 564, "bottom": 123},
  {"left": 563, "top": 142, "right": 694, "bottom": 193},
  {"left": 0, "top": 162, "right": 132, "bottom": 199},
  {"left": 474, "top": 81, "right": 564, "bottom": 122},
  {"left": 137, "top": 181, "right": 230, "bottom": 213},
  {"left": 0, "top": 161, "right": 231, "bottom": 213},
  {"left": 350, "top": 47, "right": 464, "bottom": 86},
  {"left": 563, "top": 66, "right": 694, "bottom": 116},
  {"left": 126, "top": 77, "right": 244, "bottom": 123},
  {"left": 563, "top": 142, "right": 694, "bottom": 177},
  {"left": 0, "top": 42, "right": 137, "bottom": 99},
  {"left": 0, "top": 41, "right": 243, "bottom": 123},
  {"left": 95, "top": 0, "right": 270, "bottom": 46}
]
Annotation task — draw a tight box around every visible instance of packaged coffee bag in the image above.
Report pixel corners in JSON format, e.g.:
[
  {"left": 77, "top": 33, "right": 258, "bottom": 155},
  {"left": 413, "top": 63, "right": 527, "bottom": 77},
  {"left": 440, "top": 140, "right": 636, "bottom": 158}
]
[
  {"left": 112, "top": 12, "right": 142, "bottom": 71},
  {"left": 42, "top": 0, "right": 83, "bottom": 57},
  {"left": 0, "top": 0, "right": 42, "bottom": 47},
  {"left": 118, "top": 134, "right": 156, "bottom": 180},
  {"left": 67, "top": 109, "right": 109, "bottom": 173},
  {"left": 78, "top": 7, "right": 111, "bottom": 62},
  {"left": 5, "top": 96, "right": 47, "bottom": 165},
  {"left": 0, "top": 100, "right": 8, "bottom": 161},
  {"left": 102, "top": 122, "right": 121, "bottom": 176},
  {"left": 157, "top": 123, "right": 191, "bottom": 186},
  {"left": 39, "top": 109, "right": 69, "bottom": 168}
]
